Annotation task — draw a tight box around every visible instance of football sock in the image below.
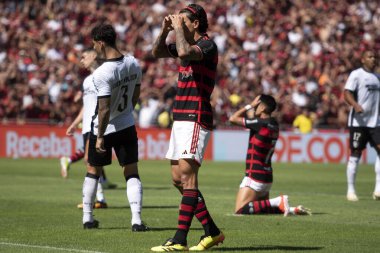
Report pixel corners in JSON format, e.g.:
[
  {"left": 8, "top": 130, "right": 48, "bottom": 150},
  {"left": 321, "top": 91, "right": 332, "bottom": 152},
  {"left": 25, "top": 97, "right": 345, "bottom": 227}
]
[
  {"left": 194, "top": 190, "right": 220, "bottom": 236},
  {"left": 374, "top": 156, "right": 380, "bottom": 193},
  {"left": 347, "top": 156, "right": 359, "bottom": 193},
  {"left": 96, "top": 180, "right": 105, "bottom": 203},
  {"left": 70, "top": 149, "right": 84, "bottom": 163},
  {"left": 82, "top": 173, "right": 99, "bottom": 223},
  {"left": 126, "top": 175, "right": 142, "bottom": 225},
  {"left": 237, "top": 199, "right": 281, "bottom": 214},
  {"left": 269, "top": 196, "right": 281, "bottom": 207},
  {"left": 173, "top": 189, "right": 198, "bottom": 245}
]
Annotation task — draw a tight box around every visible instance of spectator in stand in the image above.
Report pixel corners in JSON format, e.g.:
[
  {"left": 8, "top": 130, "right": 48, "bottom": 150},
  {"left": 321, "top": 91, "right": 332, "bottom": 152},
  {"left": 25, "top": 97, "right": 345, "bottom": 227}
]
[{"left": 293, "top": 107, "right": 313, "bottom": 134}]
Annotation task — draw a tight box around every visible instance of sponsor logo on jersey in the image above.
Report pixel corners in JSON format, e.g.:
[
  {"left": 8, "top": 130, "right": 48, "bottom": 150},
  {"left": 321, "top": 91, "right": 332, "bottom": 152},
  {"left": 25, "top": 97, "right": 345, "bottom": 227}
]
[
  {"left": 365, "top": 84, "right": 380, "bottom": 91},
  {"left": 112, "top": 74, "right": 137, "bottom": 89}
]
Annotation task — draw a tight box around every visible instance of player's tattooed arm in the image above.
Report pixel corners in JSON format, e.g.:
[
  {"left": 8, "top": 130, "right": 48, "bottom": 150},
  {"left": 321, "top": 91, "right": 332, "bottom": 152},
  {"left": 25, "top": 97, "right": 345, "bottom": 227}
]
[
  {"left": 152, "top": 16, "right": 173, "bottom": 58},
  {"left": 97, "top": 97, "right": 111, "bottom": 138},
  {"left": 171, "top": 15, "right": 202, "bottom": 61}
]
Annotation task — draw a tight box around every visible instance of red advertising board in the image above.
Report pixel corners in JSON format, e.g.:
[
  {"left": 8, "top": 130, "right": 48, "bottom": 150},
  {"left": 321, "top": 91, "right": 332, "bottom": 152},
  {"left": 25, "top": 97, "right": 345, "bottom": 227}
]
[{"left": 0, "top": 124, "right": 213, "bottom": 160}]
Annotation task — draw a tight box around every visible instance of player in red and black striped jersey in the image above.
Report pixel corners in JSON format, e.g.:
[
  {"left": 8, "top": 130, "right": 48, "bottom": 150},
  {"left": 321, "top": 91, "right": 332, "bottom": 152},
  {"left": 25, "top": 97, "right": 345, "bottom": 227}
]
[
  {"left": 151, "top": 3, "right": 223, "bottom": 252},
  {"left": 229, "top": 94, "right": 311, "bottom": 217}
]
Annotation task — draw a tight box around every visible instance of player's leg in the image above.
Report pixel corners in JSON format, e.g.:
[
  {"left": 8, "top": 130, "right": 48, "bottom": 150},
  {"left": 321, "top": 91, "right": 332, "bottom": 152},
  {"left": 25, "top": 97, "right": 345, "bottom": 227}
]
[
  {"left": 78, "top": 133, "right": 107, "bottom": 209},
  {"left": 94, "top": 167, "right": 108, "bottom": 208},
  {"left": 346, "top": 127, "right": 368, "bottom": 201},
  {"left": 171, "top": 160, "right": 183, "bottom": 194},
  {"left": 369, "top": 127, "right": 380, "bottom": 200},
  {"left": 82, "top": 132, "right": 112, "bottom": 228},
  {"left": 114, "top": 126, "right": 148, "bottom": 232},
  {"left": 171, "top": 158, "right": 199, "bottom": 246},
  {"left": 99, "top": 167, "right": 117, "bottom": 189},
  {"left": 60, "top": 136, "right": 86, "bottom": 178},
  {"left": 235, "top": 177, "right": 288, "bottom": 216}
]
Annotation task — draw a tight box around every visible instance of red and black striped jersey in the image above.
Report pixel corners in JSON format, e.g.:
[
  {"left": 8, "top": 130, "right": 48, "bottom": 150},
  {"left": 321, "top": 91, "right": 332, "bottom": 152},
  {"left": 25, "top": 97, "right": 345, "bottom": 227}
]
[
  {"left": 167, "top": 35, "right": 218, "bottom": 130},
  {"left": 243, "top": 117, "right": 279, "bottom": 184}
]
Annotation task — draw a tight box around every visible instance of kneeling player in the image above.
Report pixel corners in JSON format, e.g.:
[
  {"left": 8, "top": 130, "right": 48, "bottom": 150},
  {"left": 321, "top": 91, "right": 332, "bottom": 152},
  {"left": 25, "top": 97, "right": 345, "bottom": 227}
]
[{"left": 229, "top": 94, "right": 311, "bottom": 216}]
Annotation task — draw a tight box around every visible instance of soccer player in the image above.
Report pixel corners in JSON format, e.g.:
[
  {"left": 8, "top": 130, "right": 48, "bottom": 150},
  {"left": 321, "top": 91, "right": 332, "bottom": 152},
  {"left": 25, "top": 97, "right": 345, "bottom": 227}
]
[
  {"left": 151, "top": 4, "right": 224, "bottom": 252},
  {"left": 344, "top": 50, "right": 380, "bottom": 201},
  {"left": 82, "top": 24, "right": 148, "bottom": 231},
  {"left": 229, "top": 94, "right": 311, "bottom": 216},
  {"left": 63, "top": 49, "right": 111, "bottom": 209}
]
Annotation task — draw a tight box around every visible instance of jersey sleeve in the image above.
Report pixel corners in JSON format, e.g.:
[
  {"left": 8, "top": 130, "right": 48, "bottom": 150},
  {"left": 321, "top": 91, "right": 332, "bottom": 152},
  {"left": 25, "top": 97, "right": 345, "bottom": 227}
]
[
  {"left": 344, "top": 71, "right": 358, "bottom": 92},
  {"left": 167, "top": 43, "right": 178, "bottom": 57},
  {"left": 244, "top": 118, "right": 262, "bottom": 132},
  {"left": 196, "top": 40, "right": 217, "bottom": 59},
  {"left": 93, "top": 67, "right": 111, "bottom": 98}
]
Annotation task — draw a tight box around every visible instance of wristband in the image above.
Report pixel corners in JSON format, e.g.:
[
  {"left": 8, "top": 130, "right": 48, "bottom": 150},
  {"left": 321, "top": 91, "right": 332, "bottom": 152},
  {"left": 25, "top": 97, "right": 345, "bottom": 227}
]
[{"left": 244, "top": 104, "right": 253, "bottom": 111}]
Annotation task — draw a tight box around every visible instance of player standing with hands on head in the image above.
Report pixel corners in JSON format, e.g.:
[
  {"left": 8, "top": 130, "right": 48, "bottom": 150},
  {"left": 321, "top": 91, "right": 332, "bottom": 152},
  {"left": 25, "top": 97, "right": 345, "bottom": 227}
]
[
  {"left": 151, "top": 4, "right": 224, "bottom": 252},
  {"left": 229, "top": 94, "right": 311, "bottom": 216},
  {"left": 344, "top": 50, "right": 380, "bottom": 201},
  {"left": 82, "top": 24, "right": 148, "bottom": 232}
]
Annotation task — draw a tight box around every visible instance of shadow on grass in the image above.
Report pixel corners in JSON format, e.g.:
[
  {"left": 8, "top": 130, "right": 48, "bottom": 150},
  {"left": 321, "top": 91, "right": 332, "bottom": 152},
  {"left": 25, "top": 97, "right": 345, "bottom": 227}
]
[
  {"left": 100, "top": 227, "right": 203, "bottom": 231},
  {"left": 105, "top": 205, "right": 178, "bottom": 209},
  {"left": 106, "top": 186, "right": 171, "bottom": 191},
  {"left": 213, "top": 245, "right": 324, "bottom": 251},
  {"left": 149, "top": 227, "right": 203, "bottom": 231}
]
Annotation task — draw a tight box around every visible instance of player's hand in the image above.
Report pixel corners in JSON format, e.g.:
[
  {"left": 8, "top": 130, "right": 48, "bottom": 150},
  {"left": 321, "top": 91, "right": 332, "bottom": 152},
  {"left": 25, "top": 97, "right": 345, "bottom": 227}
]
[
  {"left": 66, "top": 125, "right": 76, "bottom": 136},
  {"left": 162, "top": 15, "right": 174, "bottom": 32},
  {"left": 354, "top": 104, "right": 364, "bottom": 113},
  {"left": 251, "top": 95, "right": 261, "bottom": 108},
  {"left": 169, "top": 15, "right": 183, "bottom": 30},
  {"left": 96, "top": 137, "right": 106, "bottom": 153}
]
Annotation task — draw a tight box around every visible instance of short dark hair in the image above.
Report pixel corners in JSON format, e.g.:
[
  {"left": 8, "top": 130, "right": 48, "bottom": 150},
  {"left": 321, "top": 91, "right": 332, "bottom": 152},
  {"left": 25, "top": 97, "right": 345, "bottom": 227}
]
[
  {"left": 91, "top": 24, "right": 117, "bottom": 48},
  {"left": 179, "top": 4, "right": 208, "bottom": 33},
  {"left": 260, "top": 94, "right": 277, "bottom": 114}
]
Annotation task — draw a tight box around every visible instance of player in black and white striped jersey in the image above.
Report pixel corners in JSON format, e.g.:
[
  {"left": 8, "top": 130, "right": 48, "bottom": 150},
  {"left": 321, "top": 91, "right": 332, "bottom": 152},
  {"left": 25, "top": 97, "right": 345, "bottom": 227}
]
[
  {"left": 82, "top": 24, "right": 148, "bottom": 231},
  {"left": 344, "top": 50, "right": 380, "bottom": 201}
]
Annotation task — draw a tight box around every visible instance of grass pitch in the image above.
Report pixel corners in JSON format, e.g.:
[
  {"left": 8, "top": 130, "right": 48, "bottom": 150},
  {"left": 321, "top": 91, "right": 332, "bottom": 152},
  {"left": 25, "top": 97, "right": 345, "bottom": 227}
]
[{"left": 0, "top": 158, "right": 379, "bottom": 253}]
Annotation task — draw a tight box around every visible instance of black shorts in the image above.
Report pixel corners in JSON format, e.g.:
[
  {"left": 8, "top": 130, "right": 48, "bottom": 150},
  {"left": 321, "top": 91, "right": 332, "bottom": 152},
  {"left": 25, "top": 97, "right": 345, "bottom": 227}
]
[
  {"left": 88, "top": 125, "right": 139, "bottom": 167},
  {"left": 349, "top": 127, "right": 380, "bottom": 151}
]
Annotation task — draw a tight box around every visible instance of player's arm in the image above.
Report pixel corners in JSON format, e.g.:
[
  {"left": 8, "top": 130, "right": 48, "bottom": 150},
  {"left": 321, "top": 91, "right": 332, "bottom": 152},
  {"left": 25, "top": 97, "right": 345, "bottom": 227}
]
[
  {"left": 152, "top": 16, "right": 174, "bottom": 58},
  {"left": 229, "top": 96, "right": 261, "bottom": 127},
  {"left": 344, "top": 90, "right": 363, "bottom": 113},
  {"left": 97, "top": 96, "right": 111, "bottom": 138},
  {"left": 170, "top": 15, "right": 203, "bottom": 61},
  {"left": 229, "top": 107, "right": 249, "bottom": 127},
  {"left": 132, "top": 84, "right": 140, "bottom": 109},
  {"left": 66, "top": 107, "right": 84, "bottom": 136}
]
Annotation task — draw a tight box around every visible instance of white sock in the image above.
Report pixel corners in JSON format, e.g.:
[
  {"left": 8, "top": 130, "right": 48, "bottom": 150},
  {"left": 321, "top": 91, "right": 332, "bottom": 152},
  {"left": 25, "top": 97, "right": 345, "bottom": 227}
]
[
  {"left": 96, "top": 180, "right": 106, "bottom": 203},
  {"left": 82, "top": 175, "right": 98, "bottom": 224},
  {"left": 347, "top": 156, "right": 359, "bottom": 194},
  {"left": 269, "top": 196, "right": 281, "bottom": 207},
  {"left": 374, "top": 156, "right": 380, "bottom": 193},
  {"left": 126, "top": 177, "right": 142, "bottom": 225}
]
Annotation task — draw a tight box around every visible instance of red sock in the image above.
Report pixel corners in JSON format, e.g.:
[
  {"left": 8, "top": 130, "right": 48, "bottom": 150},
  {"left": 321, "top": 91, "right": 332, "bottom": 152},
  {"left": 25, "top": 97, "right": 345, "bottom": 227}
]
[
  {"left": 70, "top": 149, "right": 84, "bottom": 163},
  {"left": 173, "top": 189, "right": 198, "bottom": 244},
  {"left": 194, "top": 190, "right": 220, "bottom": 236},
  {"left": 237, "top": 200, "right": 281, "bottom": 214}
]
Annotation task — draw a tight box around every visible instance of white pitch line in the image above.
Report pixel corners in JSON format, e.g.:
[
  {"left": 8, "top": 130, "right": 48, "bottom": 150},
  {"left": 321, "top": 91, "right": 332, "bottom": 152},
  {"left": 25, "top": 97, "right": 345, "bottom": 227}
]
[{"left": 0, "top": 242, "right": 108, "bottom": 253}]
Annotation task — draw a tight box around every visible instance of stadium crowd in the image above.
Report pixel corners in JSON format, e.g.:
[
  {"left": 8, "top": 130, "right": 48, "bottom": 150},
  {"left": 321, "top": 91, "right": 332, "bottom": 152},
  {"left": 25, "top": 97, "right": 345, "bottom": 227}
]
[{"left": 0, "top": 0, "right": 380, "bottom": 129}]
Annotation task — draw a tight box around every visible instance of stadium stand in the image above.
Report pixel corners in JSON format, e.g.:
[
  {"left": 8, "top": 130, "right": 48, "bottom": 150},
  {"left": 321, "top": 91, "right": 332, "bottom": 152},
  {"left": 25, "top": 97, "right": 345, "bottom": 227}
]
[{"left": 0, "top": 0, "right": 379, "bottom": 129}]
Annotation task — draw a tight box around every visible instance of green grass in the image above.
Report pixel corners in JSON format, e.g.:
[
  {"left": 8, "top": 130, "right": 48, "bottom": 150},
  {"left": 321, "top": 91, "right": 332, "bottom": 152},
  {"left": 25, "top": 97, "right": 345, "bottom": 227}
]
[{"left": 0, "top": 158, "right": 379, "bottom": 253}]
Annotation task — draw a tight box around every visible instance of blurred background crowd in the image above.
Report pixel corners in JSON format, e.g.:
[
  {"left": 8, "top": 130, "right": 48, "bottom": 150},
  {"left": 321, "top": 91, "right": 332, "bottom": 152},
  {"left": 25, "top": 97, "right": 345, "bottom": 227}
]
[{"left": 1, "top": 0, "right": 380, "bottom": 130}]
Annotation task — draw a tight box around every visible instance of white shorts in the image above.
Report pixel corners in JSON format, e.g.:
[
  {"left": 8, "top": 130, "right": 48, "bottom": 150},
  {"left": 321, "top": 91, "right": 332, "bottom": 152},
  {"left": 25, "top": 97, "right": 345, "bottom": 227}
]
[
  {"left": 165, "top": 121, "right": 210, "bottom": 165},
  {"left": 239, "top": 176, "right": 272, "bottom": 197}
]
